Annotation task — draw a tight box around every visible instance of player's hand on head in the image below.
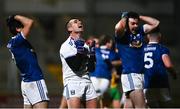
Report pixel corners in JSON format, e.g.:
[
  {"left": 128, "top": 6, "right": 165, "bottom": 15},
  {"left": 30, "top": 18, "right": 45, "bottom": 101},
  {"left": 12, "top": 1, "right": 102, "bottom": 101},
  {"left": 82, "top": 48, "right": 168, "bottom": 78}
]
[
  {"left": 121, "top": 12, "right": 129, "bottom": 19},
  {"left": 6, "top": 15, "right": 16, "bottom": 26}
]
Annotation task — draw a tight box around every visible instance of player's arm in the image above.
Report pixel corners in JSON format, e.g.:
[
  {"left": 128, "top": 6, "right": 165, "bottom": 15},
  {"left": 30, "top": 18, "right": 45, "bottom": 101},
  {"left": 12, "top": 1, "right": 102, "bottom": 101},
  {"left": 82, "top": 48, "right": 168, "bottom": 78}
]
[
  {"left": 162, "top": 54, "right": 177, "bottom": 79},
  {"left": 14, "top": 15, "right": 34, "bottom": 38},
  {"left": 65, "top": 54, "right": 87, "bottom": 72},
  {"left": 140, "top": 15, "right": 160, "bottom": 34},
  {"left": 111, "top": 60, "right": 122, "bottom": 67},
  {"left": 115, "top": 17, "right": 127, "bottom": 37}
]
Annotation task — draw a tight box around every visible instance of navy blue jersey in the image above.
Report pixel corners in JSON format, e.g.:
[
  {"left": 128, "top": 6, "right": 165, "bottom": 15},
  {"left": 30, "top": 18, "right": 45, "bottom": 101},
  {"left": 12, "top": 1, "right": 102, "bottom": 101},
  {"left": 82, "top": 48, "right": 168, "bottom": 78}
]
[
  {"left": 90, "top": 46, "right": 119, "bottom": 80},
  {"left": 7, "top": 32, "right": 43, "bottom": 82},
  {"left": 144, "top": 42, "right": 170, "bottom": 88},
  {"left": 115, "top": 26, "right": 144, "bottom": 74}
]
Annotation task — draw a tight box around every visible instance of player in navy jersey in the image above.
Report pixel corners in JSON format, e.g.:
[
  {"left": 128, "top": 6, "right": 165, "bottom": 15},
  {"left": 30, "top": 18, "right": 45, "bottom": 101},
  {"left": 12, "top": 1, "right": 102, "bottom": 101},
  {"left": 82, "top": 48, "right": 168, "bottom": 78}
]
[
  {"left": 143, "top": 27, "right": 177, "bottom": 108},
  {"left": 6, "top": 15, "right": 49, "bottom": 108},
  {"left": 115, "top": 11, "right": 160, "bottom": 108},
  {"left": 90, "top": 35, "right": 121, "bottom": 107}
]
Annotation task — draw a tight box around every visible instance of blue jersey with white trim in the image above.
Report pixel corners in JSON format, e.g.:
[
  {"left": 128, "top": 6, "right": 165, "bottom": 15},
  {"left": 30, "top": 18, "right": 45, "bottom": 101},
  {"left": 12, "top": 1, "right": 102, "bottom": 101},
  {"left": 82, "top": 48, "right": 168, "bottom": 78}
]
[
  {"left": 7, "top": 32, "right": 43, "bottom": 82},
  {"left": 90, "top": 47, "right": 119, "bottom": 80},
  {"left": 115, "top": 26, "right": 144, "bottom": 74},
  {"left": 144, "top": 43, "right": 170, "bottom": 88}
]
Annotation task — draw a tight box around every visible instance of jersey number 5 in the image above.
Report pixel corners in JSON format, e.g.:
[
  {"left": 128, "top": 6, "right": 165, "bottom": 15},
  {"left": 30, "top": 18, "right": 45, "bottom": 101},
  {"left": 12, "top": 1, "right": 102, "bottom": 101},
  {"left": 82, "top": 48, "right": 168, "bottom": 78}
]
[{"left": 144, "top": 52, "right": 153, "bottom": 69}]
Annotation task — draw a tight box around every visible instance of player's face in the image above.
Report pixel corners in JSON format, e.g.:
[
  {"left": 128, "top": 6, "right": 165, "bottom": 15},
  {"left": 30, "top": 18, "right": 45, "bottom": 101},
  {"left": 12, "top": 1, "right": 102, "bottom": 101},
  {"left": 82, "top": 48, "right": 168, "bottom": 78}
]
[
  {"left": 107, "top": 40, "right": 113, "bottom": 49},
  {"left": 128, "top": 18, "right": 139, "bottom": 34},
  {"left": 69, "top": 20, "right": 84, "bottom": 40},
  {"left": 94, "top": 38, "right": 100, "bottom": 48}
]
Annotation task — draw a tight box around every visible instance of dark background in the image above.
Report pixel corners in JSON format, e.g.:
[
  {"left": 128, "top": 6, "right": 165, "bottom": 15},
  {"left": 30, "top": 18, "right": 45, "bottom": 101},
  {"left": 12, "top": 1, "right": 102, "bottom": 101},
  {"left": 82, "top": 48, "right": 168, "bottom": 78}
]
[{"left": 0, "top": 0, "right": 180, "bottom": 108}]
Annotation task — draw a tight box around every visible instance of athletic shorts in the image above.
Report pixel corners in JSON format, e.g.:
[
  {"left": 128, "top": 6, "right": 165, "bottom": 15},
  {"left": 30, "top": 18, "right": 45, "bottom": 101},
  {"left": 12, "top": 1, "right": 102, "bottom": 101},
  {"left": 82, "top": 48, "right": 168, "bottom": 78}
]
[
  {"left": 108, "top": 87, "right": 122, "bottom": 100},
  {"left": 144, "top": 88, "right": 172, "bottom": 103},
  {"left": 121, "top": 73, "right": 144, "bottom": 93},
  {"left": 90, "top": 77, "right": 110, "bottom": 97},
  {"left": 64, "top": 79, "right": 97, "bottom": 101},
  {"left": 21, "top": 79, "right": 49, "bottom": 105}
]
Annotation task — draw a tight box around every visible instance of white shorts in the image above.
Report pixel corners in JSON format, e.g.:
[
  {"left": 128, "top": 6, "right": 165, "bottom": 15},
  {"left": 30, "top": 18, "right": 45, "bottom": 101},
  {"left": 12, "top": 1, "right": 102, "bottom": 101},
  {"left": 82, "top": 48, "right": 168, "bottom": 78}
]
[
  {"left": 21, "top": 79, "right": 49, "bottom": 105},
  {"left": 64, "top": 79, "right": 97, "bottom": 101},
  {"left": 144, "top": 88, "right": 172, "bottom": 104},
  {"left": 121, "top": 73, "right": 144, "bottom": 93},
  {"left": 90, "top": 77, "right": 110, "bottom": 97}
]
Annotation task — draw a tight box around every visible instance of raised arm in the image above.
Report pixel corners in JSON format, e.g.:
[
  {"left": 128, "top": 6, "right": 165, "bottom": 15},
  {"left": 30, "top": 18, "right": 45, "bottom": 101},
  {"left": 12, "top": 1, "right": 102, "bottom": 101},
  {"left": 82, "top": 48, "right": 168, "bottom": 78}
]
[
  {"left": 14, "top": 15, "right": 34, "bottom": 38},
  {"left": 115, "top": 18, "right": 127, "bottom": 37},
  {"left": 140, "top": 15, "right": 160, "bottom": 34}
]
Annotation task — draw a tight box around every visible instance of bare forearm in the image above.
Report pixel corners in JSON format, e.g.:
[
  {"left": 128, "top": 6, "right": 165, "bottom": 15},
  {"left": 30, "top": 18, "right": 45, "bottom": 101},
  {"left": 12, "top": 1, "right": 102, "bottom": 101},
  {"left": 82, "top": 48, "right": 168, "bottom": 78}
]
[
  {"left": 111, "top": 60, "right": 122, "bottom": 66},
  {"left": 115, "top": 18, "right": 127, "bottom": 36},
  {"left": 14, "top": 15, "right": 34, "bottom": 37},
  {"left": 14, "top": 15, "right": 33, "bottom": 27},
  {"left": 139, "top": 15, "right": 159, "bottom": 27}
]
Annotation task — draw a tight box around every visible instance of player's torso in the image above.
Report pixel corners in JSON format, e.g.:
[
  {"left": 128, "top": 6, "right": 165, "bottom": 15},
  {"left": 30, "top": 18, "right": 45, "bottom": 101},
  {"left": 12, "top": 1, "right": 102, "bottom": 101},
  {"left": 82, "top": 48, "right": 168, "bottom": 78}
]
[
  {"left": 60, "top": 37, "right": 89, "bottom": 84},
  {"left": 7, "top": 33, "right": 43, "bottom": 82},
  {"left": 90, "top": 47, "right": 117, "bottom": 80},
  {"left": 116, "top": 27, "right": 144, "bottom": 74},
  {"left": 144, "top": 43, "right": 169, "bottom": 88}
]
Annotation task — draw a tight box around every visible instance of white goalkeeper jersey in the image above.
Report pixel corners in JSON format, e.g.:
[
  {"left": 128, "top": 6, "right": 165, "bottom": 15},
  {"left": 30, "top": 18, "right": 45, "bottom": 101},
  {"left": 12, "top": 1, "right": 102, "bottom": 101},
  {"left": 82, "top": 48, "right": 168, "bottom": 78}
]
[{"left": 60, "top": 37, "right": 90, "bottom": 85}]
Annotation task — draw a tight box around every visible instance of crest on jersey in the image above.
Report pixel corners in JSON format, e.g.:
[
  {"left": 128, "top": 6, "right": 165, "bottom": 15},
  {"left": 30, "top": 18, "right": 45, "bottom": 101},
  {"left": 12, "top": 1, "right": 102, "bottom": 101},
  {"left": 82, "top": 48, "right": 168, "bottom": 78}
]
[
  {"left": 70, "top": 90, "right": 75, "bottom": 95},
  {"left": 129, "top": 34, "right": 143, "bottom": 48}
]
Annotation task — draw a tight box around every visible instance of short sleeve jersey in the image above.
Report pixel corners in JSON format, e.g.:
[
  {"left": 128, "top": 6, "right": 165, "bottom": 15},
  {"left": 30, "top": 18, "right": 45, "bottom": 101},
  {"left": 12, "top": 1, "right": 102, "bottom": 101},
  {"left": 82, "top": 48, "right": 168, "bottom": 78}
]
[
  {"left": 144, "top": 42, "right": 170, "bottom": 88},
  {"left": 90, "top": 46, "right": 119, "bottom": 80},
  {"left": 115, "top": 26, "right": 145, "bottom": 74}
]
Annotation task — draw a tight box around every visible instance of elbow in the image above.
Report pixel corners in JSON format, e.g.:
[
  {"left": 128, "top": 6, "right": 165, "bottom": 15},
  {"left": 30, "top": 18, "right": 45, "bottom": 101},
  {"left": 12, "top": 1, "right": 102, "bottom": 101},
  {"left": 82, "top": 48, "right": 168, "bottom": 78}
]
[
  {"left": 26, "top": 19, "right": 34, "bottom": 28},
  {"left": 155, "top": 20, "right": 160, "bottom": 28},
  {"left": 29, "top": 19, "right": 34, "bottom": 26}
]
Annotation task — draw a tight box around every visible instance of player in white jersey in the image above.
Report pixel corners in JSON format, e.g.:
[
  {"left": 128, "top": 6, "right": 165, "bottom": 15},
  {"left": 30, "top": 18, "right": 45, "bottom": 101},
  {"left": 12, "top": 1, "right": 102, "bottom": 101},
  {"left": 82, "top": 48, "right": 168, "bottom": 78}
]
[
  {"left": 6, "top": 15, "right": 49, "bottom": 108},
  {"left": 59, "top": 19, "right": 97, "bottom": 108}
]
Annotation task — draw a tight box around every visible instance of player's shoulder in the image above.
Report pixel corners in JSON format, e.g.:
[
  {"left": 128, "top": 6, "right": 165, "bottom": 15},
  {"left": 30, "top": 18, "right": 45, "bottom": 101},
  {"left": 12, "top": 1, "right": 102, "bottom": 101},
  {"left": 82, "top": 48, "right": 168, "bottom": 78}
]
[
  {"left": 157, "top": 44, "right": 170, "bottom": 54},
  {"left": 61, "top": 37, "right": 72, "bottom": 48},
  {"left": 60, "top": 37, "right": 76, "bottom": 55},
  {"left": 158, "top": 44, "right": 169, "bottom": 50}
]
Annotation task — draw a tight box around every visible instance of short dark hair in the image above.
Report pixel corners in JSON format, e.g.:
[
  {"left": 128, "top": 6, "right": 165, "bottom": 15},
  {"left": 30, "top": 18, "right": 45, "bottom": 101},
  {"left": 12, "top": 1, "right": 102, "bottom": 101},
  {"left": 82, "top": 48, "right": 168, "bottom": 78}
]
[
  {"left": 6, "top": 16, "right": 24, "bottom": 35},
  {"left": 99, "top": 34, "right": 112, "bottom": 46},
  {"left": 127, "top": 11, "right": 139, "bottom": 19},
  {"left": 149, "top": 26, "right": 160, "bottom": 34}
]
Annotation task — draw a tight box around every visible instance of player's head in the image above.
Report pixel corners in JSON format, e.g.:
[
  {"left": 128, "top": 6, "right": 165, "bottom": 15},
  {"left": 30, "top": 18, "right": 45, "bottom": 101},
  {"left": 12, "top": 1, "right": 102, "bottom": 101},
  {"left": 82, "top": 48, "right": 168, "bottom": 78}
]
[
  {"left": 126, "top": 11, "right": 140, "bottom": 34},
  {"left": 99, "top": 34, "right": 113, "bottom": 49},
  {"left": 66, "top": 19, "right": 84, "bottom": 40},
  {"left": 147, "top": 26, "right": 161, "bottom": 42},
  {"left": 6, "top": 15, "right": 24, "bottom": 36}
]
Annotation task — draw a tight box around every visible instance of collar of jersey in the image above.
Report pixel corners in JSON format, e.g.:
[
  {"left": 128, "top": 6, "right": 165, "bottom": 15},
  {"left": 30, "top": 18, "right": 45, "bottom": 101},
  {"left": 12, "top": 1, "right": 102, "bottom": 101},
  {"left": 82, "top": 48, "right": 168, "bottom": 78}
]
[
  {"left": 100, "top": 45, "right": 107, "bottom": 49},
  {"left": 149, "top": 41, "right": 158, "bottom": 44}
]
